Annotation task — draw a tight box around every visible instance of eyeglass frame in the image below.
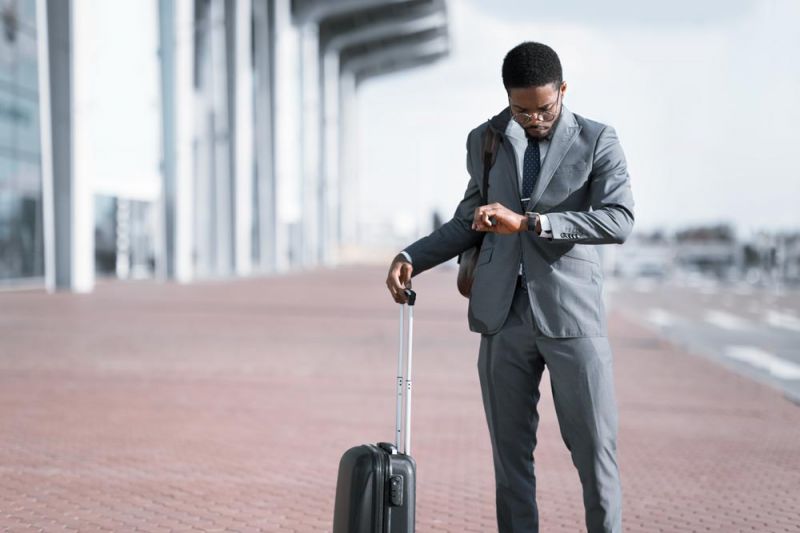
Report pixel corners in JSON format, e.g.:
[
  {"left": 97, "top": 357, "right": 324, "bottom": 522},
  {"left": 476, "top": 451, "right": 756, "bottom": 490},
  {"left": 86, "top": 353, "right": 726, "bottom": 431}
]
[{"left": 509, "top": 89, "right": 563, "bottom": 127}]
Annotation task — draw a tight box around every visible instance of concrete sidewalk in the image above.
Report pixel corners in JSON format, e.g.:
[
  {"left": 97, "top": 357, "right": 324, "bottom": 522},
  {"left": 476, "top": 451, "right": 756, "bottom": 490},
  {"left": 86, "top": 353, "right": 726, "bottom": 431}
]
[{"left": 1, "top": 267, "right": 798, "bottom": 532}]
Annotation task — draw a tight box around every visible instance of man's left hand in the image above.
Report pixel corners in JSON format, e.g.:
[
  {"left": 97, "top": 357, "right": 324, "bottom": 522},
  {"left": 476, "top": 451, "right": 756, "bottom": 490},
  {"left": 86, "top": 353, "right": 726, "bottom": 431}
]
[{"left": 472, "top": 203, "right": 527, "bottom": 235}]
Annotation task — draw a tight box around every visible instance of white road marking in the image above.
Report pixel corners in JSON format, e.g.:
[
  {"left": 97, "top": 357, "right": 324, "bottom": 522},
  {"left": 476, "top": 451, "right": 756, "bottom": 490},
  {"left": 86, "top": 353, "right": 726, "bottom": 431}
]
[
  {"left": 764, "top": 311, "right": 800, "bottom": 333},
  {"left": 646, "top": 308, "right": 675, "bottom": 328},
  {"left": 725, "top": 345, "right": 800, "bottom": 380},
  {"left": 705, "top": 310, "right": 749, "bottom": 331}
]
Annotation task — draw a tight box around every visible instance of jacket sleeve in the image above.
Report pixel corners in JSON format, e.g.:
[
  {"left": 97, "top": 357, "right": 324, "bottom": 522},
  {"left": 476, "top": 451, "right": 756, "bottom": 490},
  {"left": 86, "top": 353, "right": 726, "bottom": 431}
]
[
  {"left": 402, "top": 131, "right": 485, "bottom": 276},
  {"left": 546, "top": 125, "right": 635, "bottom": 244}
]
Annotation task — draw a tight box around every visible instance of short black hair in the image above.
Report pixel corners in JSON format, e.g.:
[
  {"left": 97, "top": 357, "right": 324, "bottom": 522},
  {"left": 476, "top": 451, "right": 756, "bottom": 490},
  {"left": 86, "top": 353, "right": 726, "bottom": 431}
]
[{"left": 502, "top": 42, "right": 563, "bottom": 90}]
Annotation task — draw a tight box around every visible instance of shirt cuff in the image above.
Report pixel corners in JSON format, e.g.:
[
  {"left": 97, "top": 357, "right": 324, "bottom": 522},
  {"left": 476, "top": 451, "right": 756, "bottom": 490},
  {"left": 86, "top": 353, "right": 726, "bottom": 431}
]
[
  {"left": 539, "top": 214, "right": 553, "bottom": 239},
  {"left": 399, "top": 251, "right": 413, "bottom": 264}
]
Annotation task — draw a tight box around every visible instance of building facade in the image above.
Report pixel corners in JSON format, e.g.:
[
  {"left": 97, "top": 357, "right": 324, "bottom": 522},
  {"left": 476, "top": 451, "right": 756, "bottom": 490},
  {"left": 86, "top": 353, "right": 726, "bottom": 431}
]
[{"left": 0, "top": 0, "right": 448, "bottom": 291}]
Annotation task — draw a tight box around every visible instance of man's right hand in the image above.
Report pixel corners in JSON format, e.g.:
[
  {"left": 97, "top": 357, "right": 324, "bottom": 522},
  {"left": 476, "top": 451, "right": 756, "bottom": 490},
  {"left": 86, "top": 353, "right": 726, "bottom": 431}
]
[{"left": 386, "top": 254, "right": 413, "bottom": 304}]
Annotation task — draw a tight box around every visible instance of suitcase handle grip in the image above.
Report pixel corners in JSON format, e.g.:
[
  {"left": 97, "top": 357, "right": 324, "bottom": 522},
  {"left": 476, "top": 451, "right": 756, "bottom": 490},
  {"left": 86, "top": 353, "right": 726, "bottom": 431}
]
[{"left": 404, "top": 289, "right": 416, "bottom": 306}]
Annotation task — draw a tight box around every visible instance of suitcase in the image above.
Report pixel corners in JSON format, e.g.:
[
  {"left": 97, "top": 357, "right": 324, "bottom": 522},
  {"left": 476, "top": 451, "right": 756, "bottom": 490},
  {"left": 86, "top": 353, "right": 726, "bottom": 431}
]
[{"left": 333, "top": 289, "right": 418, "bottom": 533}]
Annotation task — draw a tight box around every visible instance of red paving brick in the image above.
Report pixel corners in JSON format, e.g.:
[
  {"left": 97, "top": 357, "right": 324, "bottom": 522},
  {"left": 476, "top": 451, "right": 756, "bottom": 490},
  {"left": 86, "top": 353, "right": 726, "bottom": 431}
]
[{"left": 1, "top": 266, "right": 799, "bottom": 532}]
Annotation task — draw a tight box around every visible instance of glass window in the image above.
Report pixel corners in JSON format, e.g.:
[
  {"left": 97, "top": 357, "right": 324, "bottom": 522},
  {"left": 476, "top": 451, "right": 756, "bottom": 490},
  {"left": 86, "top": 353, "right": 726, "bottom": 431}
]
[
  {"left": 0, "top": 155, "right": 43, "bottom": 280},
  {"left": 0, "top": 0, "right": 42, "bottom": 283}
]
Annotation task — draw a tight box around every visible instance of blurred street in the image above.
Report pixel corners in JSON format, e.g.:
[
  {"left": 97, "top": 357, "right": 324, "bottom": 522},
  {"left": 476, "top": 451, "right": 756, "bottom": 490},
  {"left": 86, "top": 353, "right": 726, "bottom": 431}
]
[
  {"left": 608, "top": 276, "right": 800, "bottom": 404},
  {"left": 2, "top": 267, "right": 799, "bottom": 532}
]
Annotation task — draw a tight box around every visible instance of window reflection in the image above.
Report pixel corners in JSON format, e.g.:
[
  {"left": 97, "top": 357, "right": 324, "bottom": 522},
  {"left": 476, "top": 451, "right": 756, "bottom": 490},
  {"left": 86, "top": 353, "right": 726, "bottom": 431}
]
[{"left": 0, "top": 0, "right": 43, "bottom": 283}]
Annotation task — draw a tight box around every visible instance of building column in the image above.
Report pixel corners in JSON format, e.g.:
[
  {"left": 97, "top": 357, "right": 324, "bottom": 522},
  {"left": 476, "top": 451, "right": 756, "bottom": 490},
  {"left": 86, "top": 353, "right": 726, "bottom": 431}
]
[
  {"left": 36, "top": 0, "right": 56, "bottom": 291},
  {"left": 338, "top": 70, "right": 359, "bottom": 249},
  {"left": 157, "top": 0, "right": 177, "bottom": 281},
  {"left": 320, "top": 51, "right": 340, "bottom": 265},
  {"left": 300, "top": 23, "right": 321, "bottom": 266},
  {"left": 158, "top": 0, "right": 196, "bottom": 283},
  {"left": 232, "top": 0, "right": 254, "bottom": 276},
  {"left": 211, "top": 0, "right": 233, "bottom": 276},
  {"left": 42, "top": 0, "right": 93, "bottom": 292},
  {"left": 272, "top": 0, "right": 302, "bottom": 270},
  {"left": 253, "top": 0, "right": 277, "bottom": 273}
]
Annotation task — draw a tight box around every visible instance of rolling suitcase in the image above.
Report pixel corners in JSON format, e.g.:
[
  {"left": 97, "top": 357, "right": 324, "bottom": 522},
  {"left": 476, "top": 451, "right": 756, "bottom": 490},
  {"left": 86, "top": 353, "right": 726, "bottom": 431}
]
[{"left": 332, "top": 289, "right": 418, "bottom": 533}]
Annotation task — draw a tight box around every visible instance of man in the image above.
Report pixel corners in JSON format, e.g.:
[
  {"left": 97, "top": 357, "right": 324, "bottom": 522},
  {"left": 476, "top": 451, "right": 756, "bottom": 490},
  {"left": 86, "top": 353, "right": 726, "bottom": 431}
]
[{"left": 385, "top": 42, "right": 634, "bottom": 532}]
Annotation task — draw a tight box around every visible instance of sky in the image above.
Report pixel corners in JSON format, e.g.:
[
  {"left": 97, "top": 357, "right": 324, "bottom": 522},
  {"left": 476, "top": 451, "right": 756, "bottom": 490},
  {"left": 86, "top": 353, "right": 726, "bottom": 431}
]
[
  {"left": 356, "top": 0, "right": 800, "bottom": 245},
  {"left": 74, "top": 0, "right": 161, "bottom": 201}
]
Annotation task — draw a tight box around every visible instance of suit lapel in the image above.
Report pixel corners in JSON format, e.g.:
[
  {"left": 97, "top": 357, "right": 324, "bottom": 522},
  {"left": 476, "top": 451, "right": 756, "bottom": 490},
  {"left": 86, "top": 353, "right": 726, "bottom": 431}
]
[
  {"left": 527, "top": 107, "right": 581, "bottom": 211},
  {"left": 498, "top": 139, "right": 521, "bottom": 207}
]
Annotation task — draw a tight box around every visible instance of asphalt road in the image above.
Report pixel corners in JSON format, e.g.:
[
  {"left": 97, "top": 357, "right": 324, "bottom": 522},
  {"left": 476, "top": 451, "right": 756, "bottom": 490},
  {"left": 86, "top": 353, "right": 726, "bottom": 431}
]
[{"left": 607, "top": 275, "right": 800, "bottom": 404}]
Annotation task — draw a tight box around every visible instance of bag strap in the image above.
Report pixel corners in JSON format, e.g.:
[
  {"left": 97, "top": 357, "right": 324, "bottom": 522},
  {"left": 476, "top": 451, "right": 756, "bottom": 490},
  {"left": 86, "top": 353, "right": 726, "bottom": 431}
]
[
  {"left": 481, "top": 126, "right": 499, "bottom": 204},
  {"left": 457, "top": 126, "right": 499, "bottom": 266}
]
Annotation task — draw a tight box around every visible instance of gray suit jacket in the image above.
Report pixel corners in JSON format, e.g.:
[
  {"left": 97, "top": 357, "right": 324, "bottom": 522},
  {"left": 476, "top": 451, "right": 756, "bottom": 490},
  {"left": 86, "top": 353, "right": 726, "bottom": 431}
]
[{"left": 404, "top": 106, "right": 634, "bottom": 338}]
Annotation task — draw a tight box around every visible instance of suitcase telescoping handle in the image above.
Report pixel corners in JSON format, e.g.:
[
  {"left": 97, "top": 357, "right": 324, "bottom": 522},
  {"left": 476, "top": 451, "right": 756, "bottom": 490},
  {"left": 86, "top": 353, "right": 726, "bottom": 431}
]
[{"left": 395, "top": 289, "right": 416, "bottom": 455}]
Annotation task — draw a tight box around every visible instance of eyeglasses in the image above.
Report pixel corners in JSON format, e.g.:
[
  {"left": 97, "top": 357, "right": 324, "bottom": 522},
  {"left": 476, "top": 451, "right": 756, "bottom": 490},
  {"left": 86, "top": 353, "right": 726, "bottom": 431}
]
[{"left": 510, "top": 91, "right": 562, "bottom": 126}]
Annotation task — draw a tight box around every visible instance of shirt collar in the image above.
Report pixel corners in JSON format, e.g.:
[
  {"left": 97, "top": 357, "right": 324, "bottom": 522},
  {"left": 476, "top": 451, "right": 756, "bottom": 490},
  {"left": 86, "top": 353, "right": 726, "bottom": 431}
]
[{"left": 505, "top": 118, "right": 526, "bottom": 141}]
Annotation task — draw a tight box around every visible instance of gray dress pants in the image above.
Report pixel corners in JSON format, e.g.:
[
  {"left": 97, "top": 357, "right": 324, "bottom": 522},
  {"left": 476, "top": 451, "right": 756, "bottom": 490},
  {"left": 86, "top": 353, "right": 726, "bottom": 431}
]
[{"left": 478, "top": 281, "right": 622, "bottom": 533}]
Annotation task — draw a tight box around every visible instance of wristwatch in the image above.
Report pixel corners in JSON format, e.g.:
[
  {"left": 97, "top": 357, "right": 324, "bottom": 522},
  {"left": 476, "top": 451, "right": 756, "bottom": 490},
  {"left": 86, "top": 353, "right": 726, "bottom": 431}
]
[{"left": 525, "top": 212, "right": 539, "bottom": 234}]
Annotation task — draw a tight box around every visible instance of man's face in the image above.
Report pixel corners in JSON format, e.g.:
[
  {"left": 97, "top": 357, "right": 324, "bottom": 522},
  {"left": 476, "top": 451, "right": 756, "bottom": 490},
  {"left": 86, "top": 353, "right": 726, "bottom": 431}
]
[{"left": 507, "top": 82, "right": 566, "bottom": 140}]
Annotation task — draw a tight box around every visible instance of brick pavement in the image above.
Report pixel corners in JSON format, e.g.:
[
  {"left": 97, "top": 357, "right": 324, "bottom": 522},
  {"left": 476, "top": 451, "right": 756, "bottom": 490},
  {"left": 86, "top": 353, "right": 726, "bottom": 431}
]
[{"left": 1, "top": 267, "right": 799, "bottom": 532}]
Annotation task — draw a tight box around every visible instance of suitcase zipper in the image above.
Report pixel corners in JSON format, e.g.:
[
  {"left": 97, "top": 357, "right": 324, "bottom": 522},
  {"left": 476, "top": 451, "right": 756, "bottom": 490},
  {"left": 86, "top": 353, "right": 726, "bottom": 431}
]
[{"left": 367, "top": 444, "right": 389, "bottom": 531}]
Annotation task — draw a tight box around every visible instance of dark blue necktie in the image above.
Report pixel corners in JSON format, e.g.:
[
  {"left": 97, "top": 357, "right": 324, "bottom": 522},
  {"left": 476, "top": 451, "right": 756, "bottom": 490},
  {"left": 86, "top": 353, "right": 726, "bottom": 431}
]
[
  {"left": 522, "top": 137, "right": 540, "bottom": 201},
  {"left": 521, "top": 138, "right": 540, "bottom": 286}
]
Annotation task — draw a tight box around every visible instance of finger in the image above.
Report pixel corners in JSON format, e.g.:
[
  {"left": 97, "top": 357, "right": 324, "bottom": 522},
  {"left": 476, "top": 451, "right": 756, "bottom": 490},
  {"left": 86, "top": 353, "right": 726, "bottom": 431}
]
[
  {"left": 472, "top": 208, "right": 483, "bottom": 230},
  {"left": 474, "top": 217, "right": 492, "bottom": 231},
  {"left": 392, "top": 278, "right": 405, "bottom": 296},
  {"left": 386, "top": 279, "right": 397, "bottom": 301},
  {"left": 389, "top": 284, "right": 405, "bottom": 304},
  {"left": 387, "top": 273, "right": 402, "bottom": 296},
  {"left": 396, "top": 289, "right": 407, "bottom": 304},
  {"left": 392, "top": 271, "right": 410, "bottom": 302},
  {"left": 399, "top": 265, "right": 412, "bottom": 285},
  {"left": 477, "top": 209, "right": 495, "bottom": 223}
]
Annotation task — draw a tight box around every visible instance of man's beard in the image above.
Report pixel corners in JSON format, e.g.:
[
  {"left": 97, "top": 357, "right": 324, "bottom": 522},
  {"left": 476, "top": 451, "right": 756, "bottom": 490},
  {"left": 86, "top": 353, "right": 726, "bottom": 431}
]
[
  {"left": 524, "top": 110, "right": 562, "bottom": 141},
  {"left": 525, "top": 126, "right": 551, "bottom": 140}
]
